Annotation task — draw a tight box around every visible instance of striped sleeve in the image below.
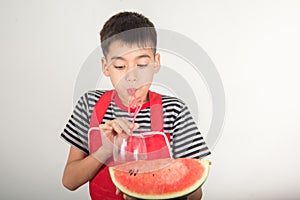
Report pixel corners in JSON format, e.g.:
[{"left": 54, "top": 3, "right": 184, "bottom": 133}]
[
  {"left": 60, "top": 93, "right": 90, "bottom": 154},
  {"left": 171, "top": 102, "right": 211, "bottom": 159}
]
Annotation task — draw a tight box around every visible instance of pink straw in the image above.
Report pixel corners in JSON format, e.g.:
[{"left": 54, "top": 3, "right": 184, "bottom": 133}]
[{"left": 128, "top": 92, "right": 143, "bottom": 135}]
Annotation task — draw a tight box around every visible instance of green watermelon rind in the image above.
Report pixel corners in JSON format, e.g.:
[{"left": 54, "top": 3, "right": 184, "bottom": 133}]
[{"left": 109, "top": 159, "right": 211, "bottom": 200}]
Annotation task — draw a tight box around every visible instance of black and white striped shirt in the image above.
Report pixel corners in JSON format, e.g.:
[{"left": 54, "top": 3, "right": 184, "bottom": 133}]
[{"left": 61, "top": 90, "right": 210, "bottom": 159}]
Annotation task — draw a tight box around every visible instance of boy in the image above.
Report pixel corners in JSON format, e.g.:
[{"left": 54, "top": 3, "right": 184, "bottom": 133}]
[{"left": 61, "top": 11, "right": 210, "bottom": 200}]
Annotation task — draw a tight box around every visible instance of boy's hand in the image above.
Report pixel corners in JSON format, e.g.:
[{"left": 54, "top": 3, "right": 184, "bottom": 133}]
[
  {"left": 91, "top": 118, "right": 139, "bottom": 163},
  {"left": 116, "top": 188, "right": 136, "bottom": 200},
  {"left": 105, "top": 117, "right": 138, "bottom": 135}
]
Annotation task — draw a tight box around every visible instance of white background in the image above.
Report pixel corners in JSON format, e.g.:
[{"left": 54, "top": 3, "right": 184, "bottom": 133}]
[{"left": 1, "top": 0, "right": 300, "bottom": 199}]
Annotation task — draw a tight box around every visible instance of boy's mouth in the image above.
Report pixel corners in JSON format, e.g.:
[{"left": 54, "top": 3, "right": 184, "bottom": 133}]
[{"left": 127, "top": 88, "right": 137, "bottom": 95}]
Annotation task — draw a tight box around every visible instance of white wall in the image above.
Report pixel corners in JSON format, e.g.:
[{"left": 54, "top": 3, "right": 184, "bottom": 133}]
[{"left": 1, "top": 0, "right": 300, "bottom": 199}]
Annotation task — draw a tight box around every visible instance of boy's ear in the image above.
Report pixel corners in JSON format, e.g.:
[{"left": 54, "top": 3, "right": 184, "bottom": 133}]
[
  {"left": 101, "top": 57, "right": 110, "bottom": 77},
  {"left": 153, "top": 53, "right": 161, "bottom": 73}
]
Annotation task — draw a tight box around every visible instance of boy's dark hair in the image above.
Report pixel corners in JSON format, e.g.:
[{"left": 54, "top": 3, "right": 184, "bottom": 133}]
[{"left": 100, "top": 11, "right": 157, "bottom": 57}]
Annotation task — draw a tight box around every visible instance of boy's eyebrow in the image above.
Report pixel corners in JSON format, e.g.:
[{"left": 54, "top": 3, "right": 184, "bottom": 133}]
[
  {"left": 110, "top": 54, "right": 151, "bottom": 61},
  {"left": 135, "top": 54, "right": 151, "bottom": 59},
  {"left": 110, "top": 56, "right": 126, "bottom": 61}
]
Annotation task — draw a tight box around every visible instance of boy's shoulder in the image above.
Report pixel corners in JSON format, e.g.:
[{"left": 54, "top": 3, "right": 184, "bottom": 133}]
[
  {"left": 160, "top": 93, "right": 186, "bottom": 109},
  {"left": 87, "top": 89, "right": 107, "bottom": 95},
  {"left": 77, "top": 90, "right": 107, "bottom": 107},
  {"left": 87, "top": 89, "right": 107, "bottom": 97}
]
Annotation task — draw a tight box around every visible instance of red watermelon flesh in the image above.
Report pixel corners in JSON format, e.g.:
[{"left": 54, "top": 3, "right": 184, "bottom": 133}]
[{"left": 109, "top": 158, "right": 210, "bottom": 199}]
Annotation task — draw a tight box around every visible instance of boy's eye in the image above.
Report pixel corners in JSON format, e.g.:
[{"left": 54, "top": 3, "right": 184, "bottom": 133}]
[
  {"left": 114, "top": 65, "right": 125, "bottom": 69},
  {"left": 137, "top": 64, "right": 148, "bottom": 68}
]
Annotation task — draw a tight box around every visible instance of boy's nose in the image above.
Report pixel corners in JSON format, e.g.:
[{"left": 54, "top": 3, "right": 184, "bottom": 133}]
[
  {"left": 125, "top": 69, "right": 138, "bottom": 84},
  {"left": 126, "top": 74, "right": 137, "bottom": 84}
]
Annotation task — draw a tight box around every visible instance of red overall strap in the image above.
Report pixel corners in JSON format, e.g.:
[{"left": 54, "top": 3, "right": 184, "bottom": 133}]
[
  {"left": 147, "top": 91, "right": 171, "bottom": 160},
  {"left": 149, "top": 91, "right": 171, "bottom": 142},
  {"left": 90, "top": 90, "right": 114, "bottom": 128},
  {"left": 149, "top": 91, "right": 164, "bottom": 131},
  {"left": 89, "top": 90, "right": 122, "bottom": 200},
  {"left": 89, "top": 90, "right": 170, "bottom": 200},
  {"left": 89, "top": 90, "right": 115, "bottom": 154}
]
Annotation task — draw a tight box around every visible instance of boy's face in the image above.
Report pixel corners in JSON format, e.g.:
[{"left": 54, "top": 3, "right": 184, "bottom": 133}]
[{"left": 101, "top": 41, "right": 160, "bottom": 105}]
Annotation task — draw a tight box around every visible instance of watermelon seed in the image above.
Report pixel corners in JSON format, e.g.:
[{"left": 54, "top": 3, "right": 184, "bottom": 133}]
[
  {"left": 152, "top": 174, "right": 154, "bottom": 176},
  {"left": 129, "top": 169, "right": 138, "bottom": 176},
  {"left": 133, "top": 169, "right": 138, "bottom": 176}
]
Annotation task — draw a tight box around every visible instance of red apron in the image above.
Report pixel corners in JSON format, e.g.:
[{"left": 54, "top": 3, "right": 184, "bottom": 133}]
[{"left": 88, "top": 90, "right": 171, "bottom": 200}]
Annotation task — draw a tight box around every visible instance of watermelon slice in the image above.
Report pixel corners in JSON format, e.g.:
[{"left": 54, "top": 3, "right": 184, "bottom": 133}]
[{"left": 109, "top": 158, "right": 210, "bottom": 199}]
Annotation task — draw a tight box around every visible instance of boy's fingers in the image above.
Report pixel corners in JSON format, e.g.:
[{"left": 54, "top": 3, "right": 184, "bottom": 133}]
[
  {"left": 99, "top": 124, "right": 114, "bottom": 141},
  {"left": 133, "top": 123, "right": 139, "bottom": 131},
  {"left": 99, "top": 124, "right": 113, "bottom": 131},
  {"left": 106, "top": 120, "right": 123, "bottom": 134},
  {"left": 115, "top": 188, "right": 120, "bottom": 195},
  {"left": 120, "top": 117, "right": 134, "bottom": 129},
  {"left": 103, "top": 130, "right": 114, "bottom": 142},
  {"left": 123, "top": 194, "right": 135, "bottom": 200},
  {"left": 104, "top": 118, "right": 139, "bottom": 135},
  {"left": 115, "top": 118, "right": 131, "bottom": 134},
  {"left": 97, "top": 128, "right": 114, "bottom": 146},
  {"left": 116, "top": 189, "right": 135, "bottom": 200},
  {"left": 108, "top": 118, "right": 133, "bottom": 134}
]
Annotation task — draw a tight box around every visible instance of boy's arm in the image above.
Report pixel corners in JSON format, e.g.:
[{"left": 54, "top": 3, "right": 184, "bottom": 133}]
[
  {"left": 62, "top": 118, "right": 137, "bottom": 191},
  {"left": 188, "top": 187, "right": 203, "bottom": 200},
  {"left": 62, "top": 146, "right": 105, "bottom": 191}
]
